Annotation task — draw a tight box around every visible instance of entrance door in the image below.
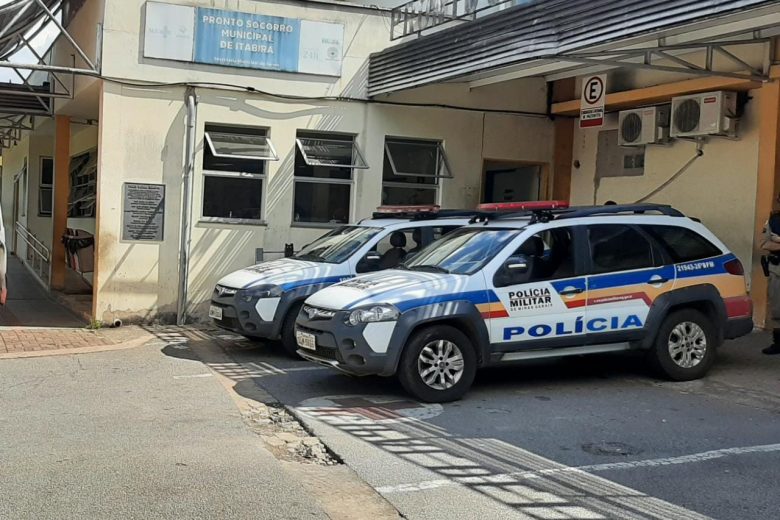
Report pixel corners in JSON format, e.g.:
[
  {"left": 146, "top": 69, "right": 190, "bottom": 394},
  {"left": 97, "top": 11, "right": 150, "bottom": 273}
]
[{"left": 482, "top": 161, "right": 544, "bottom": 204}]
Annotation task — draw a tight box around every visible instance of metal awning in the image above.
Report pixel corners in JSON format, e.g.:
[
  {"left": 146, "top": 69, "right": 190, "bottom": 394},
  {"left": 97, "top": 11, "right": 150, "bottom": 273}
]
[
  {"left": 370, "top": 0, "right": 780, "bottom": 95},
  {"left": 0, "top": 0, "right": 96, "bottom": 149}
]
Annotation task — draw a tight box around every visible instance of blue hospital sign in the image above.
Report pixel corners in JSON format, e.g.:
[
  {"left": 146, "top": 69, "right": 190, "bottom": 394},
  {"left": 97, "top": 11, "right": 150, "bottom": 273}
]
[{"left": 144, "top": 2, "right": 344, "bottom": 77}]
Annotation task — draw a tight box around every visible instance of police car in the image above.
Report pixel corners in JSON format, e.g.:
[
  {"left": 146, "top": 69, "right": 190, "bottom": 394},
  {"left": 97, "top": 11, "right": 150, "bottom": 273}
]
[
  {"left": 210, "top": 206, "right": 472, "bottom": 355},
  {"left": 295, "top": 202, "right": 754, "bottom": 402}
]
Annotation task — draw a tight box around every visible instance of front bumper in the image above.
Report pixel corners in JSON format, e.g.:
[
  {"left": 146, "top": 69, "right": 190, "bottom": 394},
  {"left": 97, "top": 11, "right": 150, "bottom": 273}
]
[
  {"left": 295, "top": 310, "right": 398, "bottom": 377},
  {"left": 210, "top": 291, "right": 276, "bottom": 338}
]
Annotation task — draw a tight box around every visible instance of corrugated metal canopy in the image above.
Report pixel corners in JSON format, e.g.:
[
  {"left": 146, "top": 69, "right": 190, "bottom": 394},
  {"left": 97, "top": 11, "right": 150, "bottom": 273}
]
[
  {"left": 0, "top": 0, "right": 60, "bottom": 60},
  {"left": 369, "top": 0, "right": 780, "bottom": 95}
]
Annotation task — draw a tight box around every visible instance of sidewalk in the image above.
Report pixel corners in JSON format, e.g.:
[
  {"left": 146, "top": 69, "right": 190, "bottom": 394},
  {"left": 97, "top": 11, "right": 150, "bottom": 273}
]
[
  {"left": 0, "top": 337, "right": 330, "bottom": 520},
  {"left": 0, "top": 255, "right": 85, "bottom": 327}
]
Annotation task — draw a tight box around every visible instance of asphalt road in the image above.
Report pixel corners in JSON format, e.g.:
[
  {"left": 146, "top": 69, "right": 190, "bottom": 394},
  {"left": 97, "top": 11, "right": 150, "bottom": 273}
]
[
  {"left": 0, "top": 340, "right": 327, "bottom": 520},
  {"left": 218, "top": 331, "right": 780, "bottom": 520}
]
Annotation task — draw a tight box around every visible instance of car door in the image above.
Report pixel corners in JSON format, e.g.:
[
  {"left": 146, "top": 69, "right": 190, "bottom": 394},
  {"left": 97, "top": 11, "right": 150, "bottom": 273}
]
[
  {"left": 488, "top": 225, "right": 589, "bottom": 350},
  {"left": 585, "top": 223, "right": 675, "bottom": 343}
]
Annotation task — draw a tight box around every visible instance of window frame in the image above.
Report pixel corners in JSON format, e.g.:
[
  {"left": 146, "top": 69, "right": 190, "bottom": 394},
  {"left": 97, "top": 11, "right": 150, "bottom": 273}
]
[
  {"left": 201, "top": 124, "right": 273, "bottom": 224},
  {"left": 38, "top": 156, "right": 53, "bottom": 217},
  {"left": 295, "top": 136, "right": 368, "bottom": 170},
  {"left": 381, "top": 137, "right": 448, "bottom": 207},
  {"left": 384, "top": 138, "right": 453, "bottom": 179},
  {"left": 292, "top": 131, "right": 359, "bottom": 228},
  {"left": 204, "top": 129, "right": 278, "bottom": 161}
]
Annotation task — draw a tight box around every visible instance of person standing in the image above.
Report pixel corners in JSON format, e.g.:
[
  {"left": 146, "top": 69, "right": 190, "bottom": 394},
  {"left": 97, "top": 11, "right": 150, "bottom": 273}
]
[{"left": 760, "top": 206, "right": 780, "bottom": 355}]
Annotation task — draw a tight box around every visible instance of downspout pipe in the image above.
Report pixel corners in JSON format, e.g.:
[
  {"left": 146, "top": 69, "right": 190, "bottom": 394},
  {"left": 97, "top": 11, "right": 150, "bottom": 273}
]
[{"left": 177, "top": 88, "right": 197, "bottom": 325}]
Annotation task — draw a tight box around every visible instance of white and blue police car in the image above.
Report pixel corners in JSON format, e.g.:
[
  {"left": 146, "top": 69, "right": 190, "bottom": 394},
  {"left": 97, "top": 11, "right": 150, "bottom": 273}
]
[
  {"left": 210, "top": 206, "right": 472, "bottom": 355},
  {"left": 295, "top": 202, "right": 753, "bottom": 402}
]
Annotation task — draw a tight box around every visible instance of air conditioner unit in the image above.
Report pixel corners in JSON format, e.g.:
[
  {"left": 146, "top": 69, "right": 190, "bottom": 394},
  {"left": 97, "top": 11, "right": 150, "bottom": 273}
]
[
  {"left": 670, "top": 91, "right": 738, "bottom": 138},
  {"left": 618, "top": 106, "right": 670, "bottom": 146}
]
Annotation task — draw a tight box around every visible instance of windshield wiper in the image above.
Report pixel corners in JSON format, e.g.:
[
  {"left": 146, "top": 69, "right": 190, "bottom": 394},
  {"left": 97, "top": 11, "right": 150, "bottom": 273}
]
[{"left": 408, "top": 265, "right": 450, "bottom": 274}]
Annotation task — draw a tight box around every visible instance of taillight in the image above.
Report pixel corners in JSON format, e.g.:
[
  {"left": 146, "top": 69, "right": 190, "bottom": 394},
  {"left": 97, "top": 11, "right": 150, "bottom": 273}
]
[{"left": 725, "top": 258, "right": 744, "bottom": 276}]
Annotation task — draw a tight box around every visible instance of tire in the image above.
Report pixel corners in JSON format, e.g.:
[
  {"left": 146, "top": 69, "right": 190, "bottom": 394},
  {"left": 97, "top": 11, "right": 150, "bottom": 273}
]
[
  {"left": 648, "top": 309, "right": 717, "bottom": 381},
  {"left": 397, "top": 325, "right": 477, "bottom": 403},
  {"left": 280, "top": 302, "right": 304, "bottom": 358}
]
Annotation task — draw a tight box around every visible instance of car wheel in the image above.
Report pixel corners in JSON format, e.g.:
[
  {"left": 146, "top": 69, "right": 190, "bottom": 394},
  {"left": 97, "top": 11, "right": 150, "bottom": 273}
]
[
  {"left": 649, "top": 309, "right": 717, "bottom": 381},
  {"left": 280, "top": 302, "right": 304, "bottom": 358},
  {"left": 397, "top": 325, "right": 477, "bottom": 403}
]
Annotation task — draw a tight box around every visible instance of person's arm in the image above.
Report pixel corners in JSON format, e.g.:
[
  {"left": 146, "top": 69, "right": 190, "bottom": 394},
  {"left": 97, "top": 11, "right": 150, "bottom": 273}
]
[{"left": 0, "top": 243, "right": 6, "bottom": 306}]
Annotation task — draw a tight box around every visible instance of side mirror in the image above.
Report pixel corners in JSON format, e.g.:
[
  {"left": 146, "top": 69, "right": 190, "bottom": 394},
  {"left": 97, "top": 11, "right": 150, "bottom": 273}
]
[{"left": 505, "top": 255, "right": 529, "bottom": 273}]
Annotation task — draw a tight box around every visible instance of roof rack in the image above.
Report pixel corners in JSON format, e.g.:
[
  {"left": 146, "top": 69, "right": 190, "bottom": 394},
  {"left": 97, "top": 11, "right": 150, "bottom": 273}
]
[
  {"left": 555, "top": 204, "right": 684, "bottom": 220},
  {"left": 471, "top": 203, "right": 684, "bottom": 224}
]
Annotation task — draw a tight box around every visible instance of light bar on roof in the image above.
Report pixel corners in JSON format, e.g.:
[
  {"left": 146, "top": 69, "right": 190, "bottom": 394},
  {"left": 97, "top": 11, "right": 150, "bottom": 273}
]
[
  {"left": 375, "top": 205, "right": 441, "bottom": 214},
  {"left": 477, "top": 201, "right": 570, "bottom": 212}
]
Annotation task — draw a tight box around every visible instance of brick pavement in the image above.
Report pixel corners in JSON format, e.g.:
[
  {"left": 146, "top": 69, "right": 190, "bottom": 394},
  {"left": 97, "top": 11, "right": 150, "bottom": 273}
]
[{"left": 0, "top": 325, "right": 156, "bottom": 357}]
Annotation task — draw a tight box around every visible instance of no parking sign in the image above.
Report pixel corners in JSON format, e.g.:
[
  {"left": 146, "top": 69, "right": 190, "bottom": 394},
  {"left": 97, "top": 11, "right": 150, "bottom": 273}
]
[{"left": 580, "top": 74, "right": 607, "bottom": 128}]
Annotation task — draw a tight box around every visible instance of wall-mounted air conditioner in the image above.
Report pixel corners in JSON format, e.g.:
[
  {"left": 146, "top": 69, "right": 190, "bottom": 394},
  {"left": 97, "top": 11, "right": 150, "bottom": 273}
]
[
  {"left": 670, "top": 91, "right": 738, "bottom": 138},
  {"left": 618, "top": 106, "right": 670, "bottom": 146}
]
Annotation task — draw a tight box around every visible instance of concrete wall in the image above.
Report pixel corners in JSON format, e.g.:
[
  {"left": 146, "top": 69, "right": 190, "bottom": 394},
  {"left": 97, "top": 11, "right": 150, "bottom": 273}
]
[
  {"left": 89, "top": 0, "right": 555, "bottom": 322},
  {"left": 95, "top": 81, "right": 553, "bottom": 322},
  {"left": 570, "top": 89, "right": 761, "bottom": 286},
  {"left": 0, "top": 136, "right": 30, "bottom": 260}
]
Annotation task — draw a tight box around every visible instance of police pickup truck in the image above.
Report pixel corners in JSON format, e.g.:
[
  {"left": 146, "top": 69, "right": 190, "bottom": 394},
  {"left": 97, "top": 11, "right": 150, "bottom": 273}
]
[
  {"left": 210, "top": 206, "right": 472, "bottom": 355},
  {"left": 295, "top": 202, "right": 753, "bottom": 402}
]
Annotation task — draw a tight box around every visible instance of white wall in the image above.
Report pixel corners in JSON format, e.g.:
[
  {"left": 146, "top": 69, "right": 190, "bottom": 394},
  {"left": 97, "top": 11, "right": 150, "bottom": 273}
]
[
  {"left": 570, "top": 89, "right": 761, "bottom": 284},
  {"left": 89, "top": 0, "right": 556, "bottom": 322}
]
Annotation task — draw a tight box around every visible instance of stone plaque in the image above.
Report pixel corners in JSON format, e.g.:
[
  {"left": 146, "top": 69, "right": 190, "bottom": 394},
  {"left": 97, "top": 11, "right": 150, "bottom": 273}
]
[{"left": 122, "top": 183, "right": 165, "bottom": 241}]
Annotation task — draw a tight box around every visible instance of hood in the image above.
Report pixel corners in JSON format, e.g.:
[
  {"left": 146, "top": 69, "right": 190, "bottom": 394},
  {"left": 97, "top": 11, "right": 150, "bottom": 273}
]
[
  {"left": 216, "top": 259, "right": 343, "bottom": 290},
  {"left": 306, "top": 269, "right": 463, "bottom": 311}
]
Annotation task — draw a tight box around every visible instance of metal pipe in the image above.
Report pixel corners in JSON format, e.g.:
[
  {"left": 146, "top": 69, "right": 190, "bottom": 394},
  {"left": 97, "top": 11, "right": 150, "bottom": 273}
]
[{"left": 177, "top": 88, "right": 197, "bottom": 325}]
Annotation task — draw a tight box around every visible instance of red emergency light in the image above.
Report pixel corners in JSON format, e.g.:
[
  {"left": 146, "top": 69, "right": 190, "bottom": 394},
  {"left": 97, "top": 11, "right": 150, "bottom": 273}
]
[
  {"left": 375, "top": 205, "right": 441, "bottom": 214},
  {"left": 477, "top": 201, "right": 570, "bottom": 212}
]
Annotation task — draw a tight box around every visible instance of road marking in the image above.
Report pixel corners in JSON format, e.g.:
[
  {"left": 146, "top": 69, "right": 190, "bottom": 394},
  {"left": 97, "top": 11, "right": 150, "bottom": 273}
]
[
  {"left": 173, "top": 373, "right": 214, "bottom": 379},
  {"left": 249, "top": 361, "right": 326, "bottom": 375},
  {"left": 376, "top": 442, "right": 780, "bottom": 495}
]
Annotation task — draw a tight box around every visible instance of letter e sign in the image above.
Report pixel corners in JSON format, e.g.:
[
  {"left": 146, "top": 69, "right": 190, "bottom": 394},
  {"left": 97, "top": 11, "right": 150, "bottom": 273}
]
[{"left": 580, "top": 74, "right": 607, "bottom": 129}]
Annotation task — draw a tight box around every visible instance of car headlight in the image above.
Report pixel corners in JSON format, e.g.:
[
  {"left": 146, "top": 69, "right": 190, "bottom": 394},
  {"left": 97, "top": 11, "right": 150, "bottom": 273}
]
[
  {"left": 346, "top": 304, "right": 399, "bottom": 326},
  {"left": 239, "top": 285, "right": 282, "bottom": 303}
]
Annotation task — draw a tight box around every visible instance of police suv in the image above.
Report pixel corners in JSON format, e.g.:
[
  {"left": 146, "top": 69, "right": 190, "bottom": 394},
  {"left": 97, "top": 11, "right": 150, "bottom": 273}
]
[
  {"left": 210, "top": 207, "right": 472, "bottom": 355},
  {"left": 295, "top": 202, "right": 754, "bottom": 402}
]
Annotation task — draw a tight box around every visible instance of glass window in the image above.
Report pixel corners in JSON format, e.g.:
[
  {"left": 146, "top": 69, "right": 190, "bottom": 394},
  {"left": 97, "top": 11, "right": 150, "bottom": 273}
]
[
  {"left": 294, "top": 226, "right": 382, "bottom": 264},
  {"left": 39, "top": 157, "right": 53, "bottom": 217},
  {"left": 296, "top": 136, "right": 367, "bottom": 169},
  {"left": 203, "top": 176, "right": 263, "bottom": 220},
  {"left": 404, "top": 228, "right": 520, "bottom": 275},
  {"left": 588, "top": 225, "right": 654, "bottom": 274},
  {"left": 202, "top": 125, "right": 271, "bottom": 222},
  {"left": 294, "top": 132, "right": 357, "bottom": 225},
  {"left": 642, "top": 225, "right": 722, "bottom": 263},
  {"left": 382, "top": 138, "right": 448, "bottom": 207},
  {"left": 69, "top": 150, "right": 97, "bottom": 218},
  {"left": 512, "top": 228, "right": 576, "bottom": 281}
]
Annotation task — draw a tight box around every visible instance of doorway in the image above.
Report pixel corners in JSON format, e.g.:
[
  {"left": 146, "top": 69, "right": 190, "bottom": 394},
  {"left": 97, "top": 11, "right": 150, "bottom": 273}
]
[{"left": 482, "top": 160, "right": 547, "bottom": 204}]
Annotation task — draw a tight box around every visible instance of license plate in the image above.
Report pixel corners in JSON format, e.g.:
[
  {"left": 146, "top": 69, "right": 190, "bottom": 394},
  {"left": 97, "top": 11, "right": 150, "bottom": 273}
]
[
  {"left": 296, "top": 330, "right": 316, "bottom": 351},
  {"left": 209, "top": 305, "right": 223, "bottom": 320}
]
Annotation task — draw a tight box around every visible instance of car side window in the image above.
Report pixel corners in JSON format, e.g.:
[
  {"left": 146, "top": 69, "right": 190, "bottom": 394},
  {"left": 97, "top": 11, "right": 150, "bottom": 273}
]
[
  {"left": 360, "top": 228, "right": 423, "bottom": 272},
  {"left": 588, "top": 224, "right": 654, "bottom": 274},
  {"left": 641, "top": 225, "right": 722, "bottom": 263},
  {"left": 495, "top": 227, "right": 576, "bottom": 287}
]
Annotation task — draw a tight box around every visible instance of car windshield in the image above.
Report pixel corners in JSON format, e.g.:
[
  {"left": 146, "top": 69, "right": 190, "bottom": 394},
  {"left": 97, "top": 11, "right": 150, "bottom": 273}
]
[
  {"left": 404, "top": 228, "right": 521, "bottom": 275},
  {"left": 294, "top": 226, "right": 382, "bottom": 264}
]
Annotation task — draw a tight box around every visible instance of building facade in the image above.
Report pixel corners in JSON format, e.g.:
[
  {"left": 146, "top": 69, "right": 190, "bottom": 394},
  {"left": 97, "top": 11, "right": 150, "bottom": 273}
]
[{"left": 2, "top": 0, "right": 780, "bottom": 327}]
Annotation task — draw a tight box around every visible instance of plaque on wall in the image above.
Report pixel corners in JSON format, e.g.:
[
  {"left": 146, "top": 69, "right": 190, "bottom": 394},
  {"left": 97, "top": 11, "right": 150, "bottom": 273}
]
[{"left": 122, "top": 182, "right": 165, "bottom": 241}]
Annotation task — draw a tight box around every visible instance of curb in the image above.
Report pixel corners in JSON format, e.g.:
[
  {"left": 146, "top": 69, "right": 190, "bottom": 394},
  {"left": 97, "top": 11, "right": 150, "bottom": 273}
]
[{"left": 0, "top": 335, "right": 154, "bottom": 360}]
